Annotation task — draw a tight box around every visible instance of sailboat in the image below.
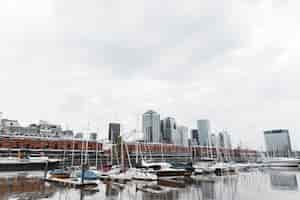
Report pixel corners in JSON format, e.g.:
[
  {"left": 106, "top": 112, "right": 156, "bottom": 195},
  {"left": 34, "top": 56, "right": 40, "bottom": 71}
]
[
  {"left": 192, "top": 144, "right": 216, "bottom": 175},
  {"left": 132, "top": 143, "right": 158, "bottom": 181},
  {"left": 139, "top": 143, "right": 191, "bottom": 178},
  {"left": 74, "top": 131, "right": 100, "bottom": 185}
]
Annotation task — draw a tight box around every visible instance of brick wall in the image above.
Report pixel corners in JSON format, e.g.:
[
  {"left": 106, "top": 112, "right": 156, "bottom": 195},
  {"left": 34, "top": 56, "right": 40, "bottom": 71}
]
[{"left": 0, "top": 136, "right": 102, "bottom": 151}]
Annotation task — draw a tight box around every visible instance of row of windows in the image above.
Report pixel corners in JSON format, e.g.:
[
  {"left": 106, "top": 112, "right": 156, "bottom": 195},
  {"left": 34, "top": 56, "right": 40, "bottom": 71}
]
[{"left": 0, "top": 141, "right": 100, "bottom": 150}]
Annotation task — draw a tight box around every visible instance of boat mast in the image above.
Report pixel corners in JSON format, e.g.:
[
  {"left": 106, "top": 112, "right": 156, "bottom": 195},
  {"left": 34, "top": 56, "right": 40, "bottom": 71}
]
[
  {"left": 71, "top": 134, "right": 75, "bottom": 167},
  {"left": 85, "top": 122, "right": 90, "bottom": 165},
  {"left": 135, "top": 142, "right": 138, "bottom": 165},
  {"left": 95, "top": 137, "right": 98, "bottom": 170},
  {"left": 121, "top": 134, "right": 124, "bottom": 171},
  {"left": 125, "top": 142, "right": 132, "bottom": 169}
]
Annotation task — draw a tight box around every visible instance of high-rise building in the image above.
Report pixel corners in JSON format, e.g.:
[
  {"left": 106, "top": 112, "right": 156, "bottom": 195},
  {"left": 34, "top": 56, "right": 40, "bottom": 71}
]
[
  {"left": 109, "top": 123, "right": 120, "bottom": 144},
  {"left": 161, "top": 117, "right": 177, "bottom": 144},
  {"left": 210, "top": 133, "right": 217, "bottom": 147},
  {"left": 218, "top": 131, "right": 232, "bottom": 149},
  {"left": 89, "top": 132, "right": 98, "bottom": 141},
  {"left": 176, "top": 126, "right": 189, "bottom": 146},
  {"left": 75, "top": 132, "right": 84, "bottom": 139},
  {"left": 197, "top": 120, "right": 210, "bottom": 146},
  {"left": 39, "top": 120, "right": 62, "bottom": 137},
  {"left": 264, "top": 129, "right": 292, "bottom": 157},
  {"left": 225, "top": 132, "right": 232, "bottom": 149},
  {"left": 191, "top": 129, "right": 200, "bottom": 146},
  {"left": 142, "top": 110, "right": 160, "bottom": 143},
  {"left": 0, "top": 118, "right": 21, "bottom": 135}
]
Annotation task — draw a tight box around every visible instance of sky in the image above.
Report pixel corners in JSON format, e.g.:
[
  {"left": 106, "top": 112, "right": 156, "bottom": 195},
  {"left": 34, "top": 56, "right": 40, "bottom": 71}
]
[{"left": 0, "top": 0, "right": 299, "bottom": 150}]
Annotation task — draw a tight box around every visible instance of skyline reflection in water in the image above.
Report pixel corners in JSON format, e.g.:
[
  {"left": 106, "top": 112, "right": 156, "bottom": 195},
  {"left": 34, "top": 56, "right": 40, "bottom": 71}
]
[
  {"left": 0, "top": 170, "right": 299, "bottom": 200},
  {"left": 270, "top": 172, "right": 298, "bottom": 191}
]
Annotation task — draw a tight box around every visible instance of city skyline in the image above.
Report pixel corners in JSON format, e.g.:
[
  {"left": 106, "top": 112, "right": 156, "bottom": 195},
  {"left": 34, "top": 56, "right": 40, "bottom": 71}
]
[
  {"left": 1, "top": 0, "right": 300, "bottom": 150},
  {"left": 0, "top": 109, "right": 297, "bottom": 151}
]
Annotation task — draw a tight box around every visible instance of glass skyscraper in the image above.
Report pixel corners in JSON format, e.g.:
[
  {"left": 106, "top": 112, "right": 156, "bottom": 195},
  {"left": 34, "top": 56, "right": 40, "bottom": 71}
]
[
  {"left": 142, "top": 110, "right": 160, "bottom": 143},
  {"left": 264, "top": 129, "right": 292, "bottom": 157},
  {"left": 197, "top": 119, "right": 210, "bottom": 146}
]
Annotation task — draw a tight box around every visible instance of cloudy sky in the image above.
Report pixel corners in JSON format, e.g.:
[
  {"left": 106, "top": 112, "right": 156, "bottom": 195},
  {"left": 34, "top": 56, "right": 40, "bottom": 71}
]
[{"left": 0, "top": 0, "right": 299, "bottom": 149}]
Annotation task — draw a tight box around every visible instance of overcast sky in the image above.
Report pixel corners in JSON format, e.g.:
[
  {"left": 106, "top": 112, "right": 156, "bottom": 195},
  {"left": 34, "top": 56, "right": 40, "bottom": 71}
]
[{"left": 0, "top": 0, "right": 299, "bottom": 149}]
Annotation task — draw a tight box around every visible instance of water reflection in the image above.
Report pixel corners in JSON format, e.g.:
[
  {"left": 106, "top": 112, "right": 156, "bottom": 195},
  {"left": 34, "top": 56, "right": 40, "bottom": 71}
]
[
  {"left": 0, "top": 171, "right": 299, "bottom": 200},
  {"left": 142, "top": 190, "right": 179, "bottom": 200},
  {"left": 105, "top": 182, "right": 121, "bottom": 199},
  {"left": 190, "top": 176, "right": 239, "bottom": 200},
  {"left": 270, "top": 173, "right": 298, "bottom": 191},
  {"left": 200, "top": 181, "right": 216, "bottom": 200},
  {"left": 0, "top": 174, "right": 56, "bottom": 200}
]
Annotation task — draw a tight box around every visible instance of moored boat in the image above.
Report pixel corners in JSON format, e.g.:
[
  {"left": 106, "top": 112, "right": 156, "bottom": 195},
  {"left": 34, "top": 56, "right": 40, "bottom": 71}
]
[
  {"left": 133, "top": 169, "right": 158, "bottom": 181},
  {"left": 263, "top": 157, "right": 300, "bottom": 169},
  {"left": 48, "top": 169, "right": 71, "bottom": 179},
  {"left": 0, "top": 156, "right": 60, "bottom": 172}
]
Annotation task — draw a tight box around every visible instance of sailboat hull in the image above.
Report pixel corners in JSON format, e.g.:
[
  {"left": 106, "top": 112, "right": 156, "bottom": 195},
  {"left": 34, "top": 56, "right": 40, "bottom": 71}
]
[
  {"left": 156, "top": 170, "right": 192, "bottom": 178},
  {"left": 0, "top": 159, "right": 60, "bottom": 172}
]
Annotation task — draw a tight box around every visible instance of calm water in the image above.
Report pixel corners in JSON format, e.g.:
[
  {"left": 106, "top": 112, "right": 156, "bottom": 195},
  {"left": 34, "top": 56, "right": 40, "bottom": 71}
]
[{"left": 0, "top": 170, "right": 299, "bottom": 200}]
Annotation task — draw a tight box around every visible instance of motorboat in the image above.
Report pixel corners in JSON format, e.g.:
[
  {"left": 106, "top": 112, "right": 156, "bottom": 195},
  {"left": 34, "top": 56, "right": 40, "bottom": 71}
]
[
  {"left": 140, "top": 160, "right": 172, "bottom": 170},
  {"left": 209, "top": 162, "right": 235, "bottom": 176},
  {"left": 109, "top": 168, "right": 135, "bottom": 182},
  {"left": 263, "top": 157, "right": 300, "bottom": 169},
  {"left": 140, "top": 160, "right": 191, "bottom": 178},
  {"left": 169, "top": 161, "right": 194, "bottom": 172},
  {"left": 156, "top": 167, "right": 191, "bottom": 178},
  {"left": 193, "top": 160, "right": 215, "bottom": 174},
  {"left": 133, "top": 169, "right": 158, "bottom": 181},
  {"left": 97, "top": 165, "right": 121, "bottom": 179},
  {"left": 0, "top": 156, "right": 60, "bottom": 172}
]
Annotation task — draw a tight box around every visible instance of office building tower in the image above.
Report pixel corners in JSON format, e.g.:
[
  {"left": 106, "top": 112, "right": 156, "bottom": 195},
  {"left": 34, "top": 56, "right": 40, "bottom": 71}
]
[
  {"left": 109, "top": 123, "right": 120, "bottom": 144},
  {"left": 197, "top": 120, "right": 210, "bottom": 146},
  {"left": 210, "top": 133, "right": 217, "bottom": 147},
  {"left": 142, "top": 110, "right": 160, "bottom": 143},
  {"left": 264, "top": 129, "right": 292, "bottom": 157},
  {"left": 161, "top": 117, "right": 177, "bottom": 144},
  {"left": 218, "top": 131, "right": 232, "bottom": 149},
  {"left": 191, "top": 129, "right": 200, "bottom": 146},
  {"left": 176, "top": 126, "right": 189, "bottom": 146}
]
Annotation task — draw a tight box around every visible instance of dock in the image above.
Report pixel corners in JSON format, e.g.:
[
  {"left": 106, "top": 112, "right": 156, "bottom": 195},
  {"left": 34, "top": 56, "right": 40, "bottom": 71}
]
[{"left": 44, "top": 177, "right": 98, "bottom": 188}]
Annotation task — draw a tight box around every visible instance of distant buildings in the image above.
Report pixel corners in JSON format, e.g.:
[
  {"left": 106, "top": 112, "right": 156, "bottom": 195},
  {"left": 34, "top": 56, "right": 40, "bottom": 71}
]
[
  {"left": 75, "top": 132, "right": 84, "bottom": 139},
  {"left": 108, "top": 123, "right": 121, "bottom": 144},
  {"left": 218, "top": 131, "right": 232, "bottom": 149},
  {"left": 190, "top": 129, "right": 200, "bottom": 146},
  {"left": 89, "top": 132, "right": 98, "bottom": 141},
  {"left": 210, "top": 133, "right": 217, "bottom": 147},
  {"left": 142, "top": 110, "right": 160, "bottom": 143},
  {"left": 0, "top": 118, "right": 73, "bottom": 138},
  {"left": 0, "top": 119, "right": 21, "bottom": 135},
  {"left": 197, "top": 120, "right": 210, "bottom": 146},
  {"left": 39, "top": 120, "right": 62, "bottom": 138},
  {"left": 264, "top": 129, "right": 292, "bottom": 157},
  {"left": 142, "top": 111, "right": 189, "bottom": 146},
  {"left": 160, "top": 117, "right": 177, "bottom": 144},
  {"left": 176, "top": 126, "right": 189, "bottom": 146}
]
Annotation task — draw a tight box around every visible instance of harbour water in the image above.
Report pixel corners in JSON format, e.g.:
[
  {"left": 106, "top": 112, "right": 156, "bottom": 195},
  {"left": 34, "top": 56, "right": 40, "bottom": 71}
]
[{"left": 0, "top": 170, "right": 299, "bottom": 200}]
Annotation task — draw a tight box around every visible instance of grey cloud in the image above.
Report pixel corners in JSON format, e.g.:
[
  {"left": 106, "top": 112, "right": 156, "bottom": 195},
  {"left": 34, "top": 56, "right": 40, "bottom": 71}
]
[
  {"left": 52, "top": 0, "right": 242, "bottom": 80},
  {"left": 1, "top": 0, "right": 300, "bottom": 148}
]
